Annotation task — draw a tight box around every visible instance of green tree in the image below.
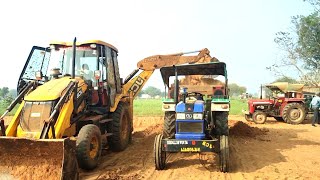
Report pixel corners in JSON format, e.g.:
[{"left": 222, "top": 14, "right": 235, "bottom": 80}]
[
  {"left": 268, "top": 1, "right": 320, "bottom": 86},
  {"left": 144, "top": 86, "right": 161, "bottom": 97},
  {"left": 273, "top": 77, "right": 298, "bottom": 83},
  {"left": 228, "top": 83, "right": 247, "bottom": 97},
  {"left": 0, "top": 87, "right": 9, "bottom": 98}
]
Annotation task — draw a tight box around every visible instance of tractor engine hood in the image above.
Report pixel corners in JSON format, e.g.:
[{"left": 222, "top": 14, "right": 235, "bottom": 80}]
[{"left": 25, "top": 77, "right": 76, "bottom": 101}]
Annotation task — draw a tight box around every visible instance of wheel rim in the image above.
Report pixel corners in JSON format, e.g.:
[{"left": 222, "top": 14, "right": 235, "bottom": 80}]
[
  {"left": 289, "top": 109, "right": 301, "bottom": 121},
  {"left": 255, "top": 114, "right": 266, "bottom": 123},
  {"left": 121, "top": 113, "right": 129, "bottom": 142},
  {"left": 89, "top": 136, "right": 99, "bottom": 159}
]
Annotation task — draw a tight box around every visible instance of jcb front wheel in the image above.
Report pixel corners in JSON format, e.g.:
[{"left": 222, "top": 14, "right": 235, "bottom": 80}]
[{"left": 76, "top": 124, "right": 102, "bottom": 170}]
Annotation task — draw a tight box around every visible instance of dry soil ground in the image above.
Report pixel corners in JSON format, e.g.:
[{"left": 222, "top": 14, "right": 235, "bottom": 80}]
[{"left": 79, "top": 115, "right": 320, "bottom": 180}]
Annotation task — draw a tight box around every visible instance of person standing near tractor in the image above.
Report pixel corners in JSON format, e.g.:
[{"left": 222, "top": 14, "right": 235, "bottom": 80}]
[{"left": 310, "top": 92, "right": 320, "bottom": 126}]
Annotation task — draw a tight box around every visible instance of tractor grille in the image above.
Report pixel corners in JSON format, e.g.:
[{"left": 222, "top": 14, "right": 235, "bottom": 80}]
[
  {"left": 177, "top": 122, "right": 203, "bottom": 133},
  {"left": 20, "top": 101, "right": 53, "bottom": 132}
]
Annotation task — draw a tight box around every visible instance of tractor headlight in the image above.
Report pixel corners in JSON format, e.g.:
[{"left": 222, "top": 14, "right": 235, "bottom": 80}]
[
  {"left": 176, "top": 113, "right": 185, "bottom": 119},
  {"left": 193, "top": 113, "right": 203, "bottom": 120}
]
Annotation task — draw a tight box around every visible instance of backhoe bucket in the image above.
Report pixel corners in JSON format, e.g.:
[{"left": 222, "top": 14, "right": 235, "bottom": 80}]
[{"left": 0, "top": 137, "right": 78, "bottom": 180}]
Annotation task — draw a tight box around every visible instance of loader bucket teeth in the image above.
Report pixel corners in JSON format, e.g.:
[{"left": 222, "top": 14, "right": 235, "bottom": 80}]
[{"left": 0, "top": 137, "right": 78, "bottom": 180}]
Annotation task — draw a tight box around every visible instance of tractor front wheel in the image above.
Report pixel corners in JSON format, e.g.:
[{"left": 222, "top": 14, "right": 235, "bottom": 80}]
[
  {"left": 219, "top": 135, "right": 229, "bottom": 173},
  {"left": 282, "top": 103, "right": 306, "bottom": 124},
  {"left": 244, "top": 114, "right": 252, "bottom": 121},
  {"left": 252, "top": 111, "right": 267, "bottom": 124},
  {"left": 163, "top": 111, "right": 176, "bottom": 139},
  {"left": 154, "top": 134, "right": 166, "bottom": 170},
  {"left": 215, "top": 112, "right": 229, "bottom": 136}
]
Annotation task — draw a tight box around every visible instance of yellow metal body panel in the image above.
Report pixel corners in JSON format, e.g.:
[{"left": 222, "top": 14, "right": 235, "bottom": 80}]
[
  {"left": 7, "top": 77, "right": 87, "bottom": 139},
  {"left": 25, "top": 77, "right": 73, "bottom": 101},
  {"left": 110, "top": 70, "right": 154, "bottom": 112},
  {"left": 50, "top": 39, "right": 118, "bottom": 52},
  {"left": 6, "top": 101, "right": 24, "bottom": 137}
]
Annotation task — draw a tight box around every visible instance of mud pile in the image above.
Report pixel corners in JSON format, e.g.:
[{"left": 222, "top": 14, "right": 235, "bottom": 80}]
[{"left": 229, "top": 121, "right": 269, "bottom": 137}]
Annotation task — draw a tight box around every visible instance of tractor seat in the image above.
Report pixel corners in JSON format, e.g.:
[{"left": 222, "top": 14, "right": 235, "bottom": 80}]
[{"left": 185, "top": 97, "right": 197, "bottom": 104}]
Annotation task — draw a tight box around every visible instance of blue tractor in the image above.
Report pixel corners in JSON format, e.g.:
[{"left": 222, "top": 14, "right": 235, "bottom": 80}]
[{"left": 154, "top": 62, "right": 230, "bottom": 172}]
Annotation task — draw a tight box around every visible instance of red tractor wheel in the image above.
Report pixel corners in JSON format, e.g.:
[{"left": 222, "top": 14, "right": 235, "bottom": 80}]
[
  {"left": 244, "top": 114, "right": 252, "bottom": 121},
  {"left": 252, "top": 111, "right": 267, "bottom": 124},
  {"left": 282, "top": 103, "right": 306, "bottom": 124}
]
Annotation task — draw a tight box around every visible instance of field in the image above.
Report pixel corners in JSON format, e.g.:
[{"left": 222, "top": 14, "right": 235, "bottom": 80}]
[{"left": 134, "top": 98, "right": 247, "bottom": 116}]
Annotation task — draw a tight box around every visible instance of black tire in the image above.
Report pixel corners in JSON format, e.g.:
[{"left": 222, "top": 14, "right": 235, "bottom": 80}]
[
  {"left": 215, "top": 112, "right": 229, "bottom": 136},
  {"left": 108, "top": 102, "right": 131, "bottom": 151},
  {"left": 76, "top": 124, "right": 102, "bottom": 170},
  {"left": 244, "top": 114, "right": 252, "bottom": 121},
  {"left": 219, "top": 135, "right": 229, "bottom": 172},
  {"left": 163, "top": 111, "right": 176, "bottom": 139},
  {"left": 154, "top": 134, "right": 166, "bottom": 170},
  {"left": 274, "top": 117, "right": 283, "bottom": 121},
  {"left": 252, "top": 111, "right": 267, "bottom": 124},
  {"left": 282, "top": 103, "right": 306, "bottom": 124}
]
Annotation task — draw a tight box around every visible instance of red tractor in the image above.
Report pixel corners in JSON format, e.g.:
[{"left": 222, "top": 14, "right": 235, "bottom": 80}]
[{"left": 243, "top": 82, "right": 308, "bottom": 124}]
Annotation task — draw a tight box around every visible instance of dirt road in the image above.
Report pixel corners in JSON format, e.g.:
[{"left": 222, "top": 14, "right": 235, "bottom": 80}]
[{"left": 80, "top": 115, "right": 320, "bottom": 180}]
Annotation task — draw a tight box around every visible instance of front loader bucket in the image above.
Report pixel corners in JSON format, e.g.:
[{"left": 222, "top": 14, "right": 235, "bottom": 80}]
[{"left": 0, "top": 137, "right": 78, "bottom": 180}]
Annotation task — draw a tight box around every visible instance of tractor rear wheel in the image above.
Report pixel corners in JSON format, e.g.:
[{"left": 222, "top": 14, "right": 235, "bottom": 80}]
[
  {"left": 76, "top": 124, "right": 102, "bottom": 170},
  {"left": 108, "top": 102, "right": 131, "bottom": 151},
  {"left": 154, "top": 134, "right": 166, "bottom": 170},
  {"left": 215, "top": 112, "right": 229, "bottom": 136},
  {"left": 252, "top": 111, "right": 267, "bottom": 124},
  {"left": 219, "top": 135, "right": 229, "bottom": 172},
  {"left": 282, "top": 103, "right": 306, "bottom": 124},
  {"left": 163, "top": 111, "right": 176, "bottom": 139}
]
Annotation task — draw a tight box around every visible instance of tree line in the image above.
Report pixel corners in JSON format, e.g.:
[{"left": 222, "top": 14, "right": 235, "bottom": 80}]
[{"left": 138, "top": 84, "right": 247, "bottom": 98}]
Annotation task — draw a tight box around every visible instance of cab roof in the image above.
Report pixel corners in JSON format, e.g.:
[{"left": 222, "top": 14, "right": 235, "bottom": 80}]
[
  {"left": 160, "top": 62, "right": 227, "bottom": 86},
  {"left": 50, "top": 39, "right": 118, "bottom": 52}
]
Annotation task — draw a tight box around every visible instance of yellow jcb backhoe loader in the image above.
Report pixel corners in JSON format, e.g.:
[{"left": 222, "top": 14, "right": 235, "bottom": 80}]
[{"left": 0, "top": 38, "right": 215, "bottom": 179}]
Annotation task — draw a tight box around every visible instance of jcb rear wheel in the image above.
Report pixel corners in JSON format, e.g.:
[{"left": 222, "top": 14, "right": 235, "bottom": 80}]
[
  {"left": 163, "top": 111, "right": 176, "bottom": 139},
  {"left": 76, "top": 124, "right": 102, "bottom": 170},
  {"left": 108, "top": 102, "right": 131, "bottom": 151},
  {"left": 154, "top": 134, "right": 166, "bottom": 170},
  {"left": 219, "top": 135, "right": 230, "bottom": 173}
]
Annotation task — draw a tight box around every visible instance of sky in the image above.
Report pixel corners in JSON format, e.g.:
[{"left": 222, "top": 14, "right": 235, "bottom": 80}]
[{"left": 0, "top": 0, "right": 314, "bottom": 94}]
